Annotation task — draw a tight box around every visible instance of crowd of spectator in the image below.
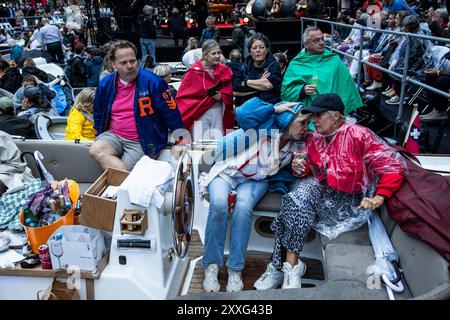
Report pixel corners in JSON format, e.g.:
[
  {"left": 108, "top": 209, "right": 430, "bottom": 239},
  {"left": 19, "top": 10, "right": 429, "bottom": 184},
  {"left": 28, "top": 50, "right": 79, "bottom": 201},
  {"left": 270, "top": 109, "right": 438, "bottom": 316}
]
[{"left": 1, "top": 0, "right": 450, "bottom": 145}]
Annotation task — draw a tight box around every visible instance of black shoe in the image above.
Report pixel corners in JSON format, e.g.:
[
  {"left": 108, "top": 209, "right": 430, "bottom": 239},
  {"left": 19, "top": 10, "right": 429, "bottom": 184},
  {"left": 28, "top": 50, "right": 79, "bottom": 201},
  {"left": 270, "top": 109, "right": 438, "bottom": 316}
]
[{"left": 20, "top": 254, "right": 41, "bottom": 268}]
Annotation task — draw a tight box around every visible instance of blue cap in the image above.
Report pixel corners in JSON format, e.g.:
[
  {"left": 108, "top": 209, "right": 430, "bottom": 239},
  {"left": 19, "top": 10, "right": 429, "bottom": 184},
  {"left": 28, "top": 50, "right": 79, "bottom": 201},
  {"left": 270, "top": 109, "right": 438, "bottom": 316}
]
[
  {"left": 275, "top": 101, "right": 304, "bottom": 132},
  {"left": 54, "top": 233, "right": 63, "bottom": 240}
]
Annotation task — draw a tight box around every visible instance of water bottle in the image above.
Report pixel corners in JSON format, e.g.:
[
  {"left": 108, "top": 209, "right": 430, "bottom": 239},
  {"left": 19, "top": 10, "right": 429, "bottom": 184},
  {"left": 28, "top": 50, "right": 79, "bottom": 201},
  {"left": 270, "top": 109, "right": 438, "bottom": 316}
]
[{"left": 23, "top": 207, "right": 39, "bottom": 227}]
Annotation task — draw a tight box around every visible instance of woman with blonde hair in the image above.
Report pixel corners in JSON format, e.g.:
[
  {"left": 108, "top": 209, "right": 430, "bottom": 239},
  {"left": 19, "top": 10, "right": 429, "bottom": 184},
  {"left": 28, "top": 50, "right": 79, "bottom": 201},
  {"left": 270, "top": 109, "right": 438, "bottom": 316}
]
[
  {"left": 65, "top": 88, "right": 96, "bottom": 141},
  {"left": 201, "top": 97, "right": 311, "bottom": 293},
  {"left": 176, "top": 39, "right": 233, "bottom": 142},
  {"left": 153, "top": 64, "right": 177, "bottom": 98},
  {"left": 99, "top": 42, "right": 114, "bottom": 80},
  {"left": 183, "top": 37, "right": 198, "bottom": 54}
]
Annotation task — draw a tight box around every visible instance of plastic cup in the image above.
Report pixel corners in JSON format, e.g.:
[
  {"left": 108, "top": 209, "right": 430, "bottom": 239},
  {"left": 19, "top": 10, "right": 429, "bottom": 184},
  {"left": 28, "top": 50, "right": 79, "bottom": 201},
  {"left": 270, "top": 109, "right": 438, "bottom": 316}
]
[
  {"left": 293, "top": 149, "right": 307, "bottom": 161},
  {"left": 311, "top": 75, "right": 318, "bottom": 86},
  {"left": 293, "top": 141, "right": 307, "bottom": 161}
]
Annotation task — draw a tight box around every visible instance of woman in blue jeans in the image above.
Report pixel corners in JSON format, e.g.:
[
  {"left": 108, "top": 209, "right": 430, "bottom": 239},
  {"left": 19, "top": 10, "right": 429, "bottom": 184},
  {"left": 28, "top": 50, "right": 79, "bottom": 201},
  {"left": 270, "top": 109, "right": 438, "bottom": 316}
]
[{"left": 200, "top": 97, "right": 311, "bottom": 292}]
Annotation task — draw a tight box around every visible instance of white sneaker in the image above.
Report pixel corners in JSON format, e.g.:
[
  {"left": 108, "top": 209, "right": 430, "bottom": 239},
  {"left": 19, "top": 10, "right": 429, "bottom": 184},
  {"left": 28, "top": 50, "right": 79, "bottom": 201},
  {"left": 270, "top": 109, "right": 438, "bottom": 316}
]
[
  {"left": 386, "top": 95, "right": 400, "bottom": 105},
  {"left": 254, "top": 263, "right": 284, "bottom": 290},
  {"left": 203, "top": 264, "right": 220, "bottom": 292},
  {"left": 366, "top": 81, "right": 382, "bottom": 91},
  {"left": 282, "top": 260, "right": 307, "bottom": 289},
  {"left": 226, "top": 269, "right": 244, "bottom": 292}
]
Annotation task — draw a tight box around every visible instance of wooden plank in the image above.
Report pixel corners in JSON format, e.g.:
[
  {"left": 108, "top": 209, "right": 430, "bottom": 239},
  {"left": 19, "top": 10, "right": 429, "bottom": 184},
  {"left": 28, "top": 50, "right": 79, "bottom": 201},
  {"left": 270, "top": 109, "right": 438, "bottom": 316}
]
[
  {"left": 0, "top": 253, "right": 110, "bottom": 279},
  {"left": 86, "top": 279, "right": 95, "bottom": 300}
]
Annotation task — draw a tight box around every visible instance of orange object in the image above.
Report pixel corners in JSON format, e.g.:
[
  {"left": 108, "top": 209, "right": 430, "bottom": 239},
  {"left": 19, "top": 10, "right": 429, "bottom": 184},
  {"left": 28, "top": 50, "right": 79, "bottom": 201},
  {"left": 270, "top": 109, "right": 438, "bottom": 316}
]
[{"left": 20, "top": 179, "right": 80, "bottom": 254}]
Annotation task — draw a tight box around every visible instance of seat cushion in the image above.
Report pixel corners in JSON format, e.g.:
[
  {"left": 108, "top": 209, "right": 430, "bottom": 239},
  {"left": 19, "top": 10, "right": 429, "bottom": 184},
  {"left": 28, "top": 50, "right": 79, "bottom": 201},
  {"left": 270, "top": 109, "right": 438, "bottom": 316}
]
[
  {"left": 320, "top": 224, "right": 371, "bottom": 248},
  {"left": 15, "top": 140, "right": 102, "bottom": 182},
  {"left": 325, "top": 243, "right": 412, "bottom": 299},
  {"left": 325, "top": 243, "right": 375, "bottom": 284},
  {"left": 254, "top": 192, "right": 283, "bottom": 212},
  {"left": 391, "top": 225, "right": 450, "bottom": 297}
]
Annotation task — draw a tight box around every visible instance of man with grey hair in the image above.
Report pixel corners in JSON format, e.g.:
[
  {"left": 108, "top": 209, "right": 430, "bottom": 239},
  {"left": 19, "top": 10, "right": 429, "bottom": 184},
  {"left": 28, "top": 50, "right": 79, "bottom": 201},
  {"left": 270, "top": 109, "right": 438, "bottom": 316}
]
[
  {"left": 281, "top": 27, "right": 363, "bottom": 114},
  {"left": 428, "top": 8, "right": 450, "bottom": 38},
  {"left": 138, "top": 5, "right": 157, "bottom": 68},
  {"left": 39, "top": 17, "right": 64, "bottom": 64},
  {"left": 200, "top": 16, "right": 220, "bottom": 45}
]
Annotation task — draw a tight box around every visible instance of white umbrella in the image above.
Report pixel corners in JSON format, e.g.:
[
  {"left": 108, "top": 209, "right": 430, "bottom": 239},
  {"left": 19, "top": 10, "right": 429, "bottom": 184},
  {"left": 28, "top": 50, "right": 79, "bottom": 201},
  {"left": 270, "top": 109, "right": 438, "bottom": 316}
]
[{"left": 368, "top": 212, "right": 404, "bottom": 299}]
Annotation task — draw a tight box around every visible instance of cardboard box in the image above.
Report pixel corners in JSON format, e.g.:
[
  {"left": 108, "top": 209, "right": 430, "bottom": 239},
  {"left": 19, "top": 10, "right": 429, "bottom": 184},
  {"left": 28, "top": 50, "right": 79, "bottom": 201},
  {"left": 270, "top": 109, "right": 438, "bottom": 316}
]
[
  {"left": 80, "top": 168, "right": 129, "bottom": 232},
  {"left": 48, "top": 225, "right": 106, "bottom": 272}
]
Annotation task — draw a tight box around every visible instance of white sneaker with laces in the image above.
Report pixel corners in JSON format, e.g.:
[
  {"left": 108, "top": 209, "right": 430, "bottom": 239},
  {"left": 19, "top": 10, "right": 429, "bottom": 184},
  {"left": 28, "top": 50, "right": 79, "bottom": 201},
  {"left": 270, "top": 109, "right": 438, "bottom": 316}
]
[
  {"left": 254, "top": 263, "right": 284, "bottom": 290},
  {"left": 282, "top": 260, "right": 307, "bottom": 289},
  {"left": 366, "top": 80, "right": 382, "bottom": 91},
  {"left": 203, "top": 264, "right": 220, "bottom": 292},
  {"left": 386, "top": 95, "right": 400, "bottom": 105},
  {"left": 226, "top": 269, "right": 244, "bottom": 292}
]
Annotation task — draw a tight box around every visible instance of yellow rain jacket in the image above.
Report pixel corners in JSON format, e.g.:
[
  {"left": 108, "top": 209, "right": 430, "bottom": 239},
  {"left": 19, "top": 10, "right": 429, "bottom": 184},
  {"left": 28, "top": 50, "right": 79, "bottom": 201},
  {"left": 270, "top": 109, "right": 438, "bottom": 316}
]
[{"left": 65, "top": 108, "right": 96, "bottom": 141}]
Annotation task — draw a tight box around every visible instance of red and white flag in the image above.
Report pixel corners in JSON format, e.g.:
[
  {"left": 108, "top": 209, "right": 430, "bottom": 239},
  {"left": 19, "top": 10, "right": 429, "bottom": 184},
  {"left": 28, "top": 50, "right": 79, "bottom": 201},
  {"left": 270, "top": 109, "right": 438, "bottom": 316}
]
[{"left": 403, "top": 108, "right": 421, "bottom": 154}]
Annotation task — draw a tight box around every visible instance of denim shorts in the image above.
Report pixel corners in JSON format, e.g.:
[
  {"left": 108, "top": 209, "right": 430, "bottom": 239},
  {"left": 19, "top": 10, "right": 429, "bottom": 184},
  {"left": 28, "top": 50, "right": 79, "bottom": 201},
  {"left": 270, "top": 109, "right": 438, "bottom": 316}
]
[{"left": 96, "top": 130, "right": 144, "bottom": 171}]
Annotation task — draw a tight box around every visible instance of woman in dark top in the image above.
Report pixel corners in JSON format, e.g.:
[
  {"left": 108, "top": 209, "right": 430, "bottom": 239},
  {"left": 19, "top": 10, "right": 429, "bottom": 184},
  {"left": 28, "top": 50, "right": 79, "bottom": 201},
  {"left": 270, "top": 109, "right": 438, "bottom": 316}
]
[{"left": 233, "top": 33, "right": 282, "bottom": 107}]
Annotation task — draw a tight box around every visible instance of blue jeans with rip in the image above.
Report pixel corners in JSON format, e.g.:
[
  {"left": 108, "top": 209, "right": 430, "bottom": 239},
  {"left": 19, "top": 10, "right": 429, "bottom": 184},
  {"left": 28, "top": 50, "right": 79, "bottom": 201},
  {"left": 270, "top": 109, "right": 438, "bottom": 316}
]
[
  {"left": 202, "top": 176, "right": 269, "bottom": 271},
  {"left": 140, "top": 38, "right": 156, "bottom": 67}
]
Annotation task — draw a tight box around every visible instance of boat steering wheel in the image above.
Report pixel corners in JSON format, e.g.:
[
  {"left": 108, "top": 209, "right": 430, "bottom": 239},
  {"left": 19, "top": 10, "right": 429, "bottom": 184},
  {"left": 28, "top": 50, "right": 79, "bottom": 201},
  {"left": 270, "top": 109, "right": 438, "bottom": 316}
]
[{"left": 171, "top": 151, "right": 195, "bottom": 258}]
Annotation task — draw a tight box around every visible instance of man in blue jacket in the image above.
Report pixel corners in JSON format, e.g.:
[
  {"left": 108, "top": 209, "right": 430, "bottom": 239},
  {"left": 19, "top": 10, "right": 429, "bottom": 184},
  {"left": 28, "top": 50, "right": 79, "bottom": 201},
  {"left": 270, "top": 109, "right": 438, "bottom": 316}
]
[{"left": 89, "top": 40, "right": 184, "bottom": 171}]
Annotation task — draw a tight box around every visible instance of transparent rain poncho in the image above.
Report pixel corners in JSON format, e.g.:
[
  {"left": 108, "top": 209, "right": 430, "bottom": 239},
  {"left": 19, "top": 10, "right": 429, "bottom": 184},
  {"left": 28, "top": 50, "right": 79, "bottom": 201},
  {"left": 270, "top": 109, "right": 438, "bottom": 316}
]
[{"left": 287, "top": 120, "right": 407, "bottom": 239}]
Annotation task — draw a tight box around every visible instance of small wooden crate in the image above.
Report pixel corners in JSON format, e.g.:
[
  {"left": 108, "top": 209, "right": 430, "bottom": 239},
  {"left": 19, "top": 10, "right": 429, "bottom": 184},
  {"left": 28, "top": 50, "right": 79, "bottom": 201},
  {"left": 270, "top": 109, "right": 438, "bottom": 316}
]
[{"left": 119, "top": 209, "right": 148, "bottom": 235}]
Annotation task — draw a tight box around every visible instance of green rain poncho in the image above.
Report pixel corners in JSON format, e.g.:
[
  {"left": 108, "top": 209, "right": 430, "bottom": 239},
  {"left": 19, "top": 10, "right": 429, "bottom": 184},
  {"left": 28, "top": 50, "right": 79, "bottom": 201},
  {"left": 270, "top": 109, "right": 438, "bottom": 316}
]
[{"left": 281, "top": 49, "right": 363, "bottom": 115}]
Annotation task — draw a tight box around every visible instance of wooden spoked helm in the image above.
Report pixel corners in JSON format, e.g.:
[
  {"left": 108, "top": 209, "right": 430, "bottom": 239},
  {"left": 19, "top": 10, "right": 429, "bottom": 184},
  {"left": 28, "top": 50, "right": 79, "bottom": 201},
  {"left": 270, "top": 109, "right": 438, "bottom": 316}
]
[{"left": 171, "top": 151, "right": 195, "bottom": 258}]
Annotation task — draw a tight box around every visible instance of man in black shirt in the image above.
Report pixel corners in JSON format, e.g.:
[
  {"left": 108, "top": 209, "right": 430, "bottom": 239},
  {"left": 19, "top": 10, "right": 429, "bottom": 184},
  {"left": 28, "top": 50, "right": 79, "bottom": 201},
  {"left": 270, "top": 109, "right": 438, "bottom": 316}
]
[
  {"left": 138, "top": 5, "right": 157, "bottom": 68},
  {"left": 168, "top": 8, "right": 187, "bottom": 46}
]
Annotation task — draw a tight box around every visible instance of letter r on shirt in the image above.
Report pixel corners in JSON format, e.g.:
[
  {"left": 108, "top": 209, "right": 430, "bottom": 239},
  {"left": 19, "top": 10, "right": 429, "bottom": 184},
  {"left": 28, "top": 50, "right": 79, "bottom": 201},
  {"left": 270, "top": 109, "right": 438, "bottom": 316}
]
[{"left": 138, "top": 97, "right": 154, "bottom": 117}]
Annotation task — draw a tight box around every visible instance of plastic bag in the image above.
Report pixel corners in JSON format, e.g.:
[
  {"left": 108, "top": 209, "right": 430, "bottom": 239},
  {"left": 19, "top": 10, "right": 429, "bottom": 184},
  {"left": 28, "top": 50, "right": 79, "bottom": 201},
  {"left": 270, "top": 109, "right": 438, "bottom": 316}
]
[{"left": 51, "top": 84, "right": 68, "bottom": 115}]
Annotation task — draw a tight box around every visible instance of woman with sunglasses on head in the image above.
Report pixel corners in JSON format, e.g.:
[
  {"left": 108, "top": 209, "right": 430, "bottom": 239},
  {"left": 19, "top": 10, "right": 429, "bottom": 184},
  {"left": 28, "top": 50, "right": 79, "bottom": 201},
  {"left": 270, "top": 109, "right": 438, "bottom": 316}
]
[{"left": 200, "top": 96, "right": 311, "bottom": 293}]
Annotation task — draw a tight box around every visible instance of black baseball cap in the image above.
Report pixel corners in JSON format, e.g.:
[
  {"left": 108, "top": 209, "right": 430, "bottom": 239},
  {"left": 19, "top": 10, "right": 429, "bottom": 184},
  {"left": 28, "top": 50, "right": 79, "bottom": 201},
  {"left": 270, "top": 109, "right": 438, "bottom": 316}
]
[{"left": 301, "top": 93, "right": 345, "bottom": 114}]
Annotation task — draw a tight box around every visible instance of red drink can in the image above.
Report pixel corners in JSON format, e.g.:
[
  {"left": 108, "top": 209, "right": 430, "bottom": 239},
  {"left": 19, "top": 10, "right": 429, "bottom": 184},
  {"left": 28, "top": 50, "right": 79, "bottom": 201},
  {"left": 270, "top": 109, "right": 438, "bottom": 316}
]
[
  {"left": 38, "top": 244, "right": 52, "bottom": 269},
  {"left": 228, "top": 191, "right": 237, "bottom": 214}
]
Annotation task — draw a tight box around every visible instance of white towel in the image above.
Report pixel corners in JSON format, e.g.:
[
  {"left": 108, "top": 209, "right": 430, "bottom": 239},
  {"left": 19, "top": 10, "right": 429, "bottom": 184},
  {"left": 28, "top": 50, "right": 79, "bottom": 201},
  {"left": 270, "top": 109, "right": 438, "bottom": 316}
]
[{"left": 120, "top": 156, "right": 174, "bottom": 208}]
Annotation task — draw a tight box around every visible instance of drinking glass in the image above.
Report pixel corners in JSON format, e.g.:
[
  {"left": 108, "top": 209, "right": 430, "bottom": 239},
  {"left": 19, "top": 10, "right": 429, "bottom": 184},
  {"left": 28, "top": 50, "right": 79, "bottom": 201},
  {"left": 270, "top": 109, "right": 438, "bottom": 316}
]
[
  {"left": 311, "top": 74, "right": 319, "bottom": 86},
  {"left": 293, "top": 141, "right": 307, "bottom": 161},
  {"left": 50, "top": 242, "right": 63, "bottom": 268}
]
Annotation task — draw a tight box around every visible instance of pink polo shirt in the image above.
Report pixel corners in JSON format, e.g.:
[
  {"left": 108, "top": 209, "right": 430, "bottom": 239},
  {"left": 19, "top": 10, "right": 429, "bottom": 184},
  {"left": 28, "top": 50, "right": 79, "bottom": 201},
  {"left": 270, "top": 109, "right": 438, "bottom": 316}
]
[{"left": 109, "top": 78, "right": 139, "bottom": 141}]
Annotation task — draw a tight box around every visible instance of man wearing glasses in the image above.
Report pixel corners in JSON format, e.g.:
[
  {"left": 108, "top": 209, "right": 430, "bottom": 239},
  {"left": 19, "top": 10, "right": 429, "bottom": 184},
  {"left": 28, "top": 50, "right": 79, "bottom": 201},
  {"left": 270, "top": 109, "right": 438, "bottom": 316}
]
[
  {"left": 281, "top": 27, "right": 363, "bottom": 115},
  {"left": 89, "top": 40, "right": 184, "bottom": 171}
]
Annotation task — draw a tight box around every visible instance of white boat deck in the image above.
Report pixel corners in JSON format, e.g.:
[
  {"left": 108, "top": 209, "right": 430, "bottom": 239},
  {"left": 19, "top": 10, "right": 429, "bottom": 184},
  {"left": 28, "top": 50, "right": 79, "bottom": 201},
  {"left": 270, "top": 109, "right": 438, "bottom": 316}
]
[{"left": 416, "top": 155, "right": 450, "bottom": 176}]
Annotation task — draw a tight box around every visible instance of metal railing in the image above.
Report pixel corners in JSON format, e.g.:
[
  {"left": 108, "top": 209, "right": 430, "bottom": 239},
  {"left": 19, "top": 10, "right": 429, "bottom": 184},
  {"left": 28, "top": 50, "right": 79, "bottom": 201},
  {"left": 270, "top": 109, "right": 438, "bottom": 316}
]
[{"left": 300, "top": 17, "right": 450, "bottom": 127}]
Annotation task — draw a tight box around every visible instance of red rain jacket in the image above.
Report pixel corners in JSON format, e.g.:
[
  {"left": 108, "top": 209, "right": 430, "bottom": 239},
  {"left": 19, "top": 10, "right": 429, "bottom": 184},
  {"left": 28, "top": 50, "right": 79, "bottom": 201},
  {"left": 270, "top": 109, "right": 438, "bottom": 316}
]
[
  {"left": 175, "top": 60, "right": 234, "bottom": 132},
  {"left": 305, "top": 121, "right": 405, "bottom": 196}
]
